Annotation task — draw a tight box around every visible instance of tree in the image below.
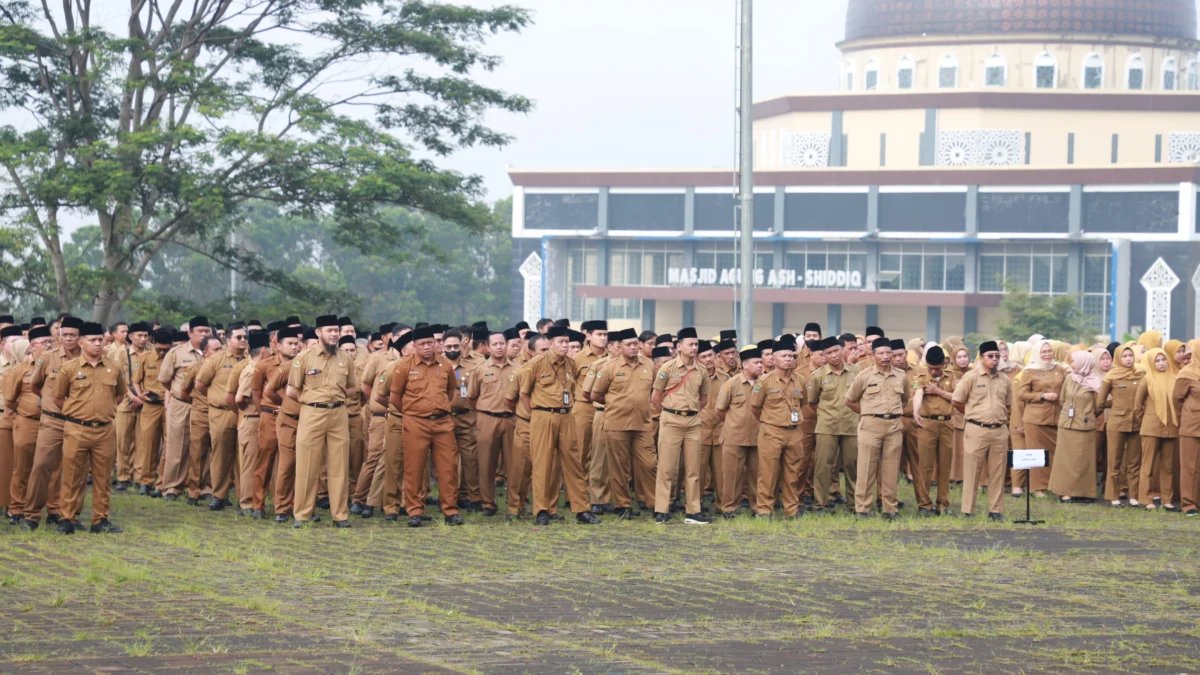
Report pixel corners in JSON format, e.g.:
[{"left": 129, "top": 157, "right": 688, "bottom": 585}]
[
  {"left": 0, "top": 0, "right": 530, "bottom": 322},
  {"left": 994, "top": 284, "right": 1093, "bottom": 344}
]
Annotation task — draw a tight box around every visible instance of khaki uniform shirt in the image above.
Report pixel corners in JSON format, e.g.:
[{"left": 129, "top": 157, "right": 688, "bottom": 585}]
[
  {"left": 914, "top": 369, "right": 958, "bottom": 419},
  {"left": 1016, "top": 366, "right": 1066, "bottom": 427},
  {"left": 652, "top": 356, "right": 710, "bottom": 415},
  {"left": 590, "top": 354, "right": 655, "bottom": 432},
  {"left": 520, "top": 352, "right": 576, "bottom": 409},
  {"left": 267, "top": 366, "right": 301, "bottom": 421},
  {"left": 234, "top": 359, "right": 259, "bottom": 416},
  {"left": 715, "top": 372, "right": 759, "bottom": 446},
  {"left": 750, "top": 368, "right": 807, "bottom": 428},
  {"left": 506, "top": 364, "right": 533, "bottom": 420},
  {"left": 133, "top": 350, "right": 166, "bottom": 402},
  {"left": 1099, "top": 375, "right": 1143, "bottom": 433},
  {"left": 582, "top": 354, "right": 611, "bottom": 410},
  {"left": 180, "top": 364, "right": 203, "bottom": 410},
  {"left": 252, "top": 355, "right": 282, "bottom": 411},
  {"left": 1136, "top": 377, "right": 1179, "bottom": 438},
  {"left": 3, "top": 362, "right": 39, "bottom": 419},
  {"left": 846, "top": 367, "right": 909, "bottom": 417},
  {"left": 345, "top": 355, "right": 365, "bottom": 415},
  {"left": 389, "top": 354, "right": 455, "bottom": 417},
  {"left": 288, "top": 348, "right": 357, "bottom": 405},
  {"left": 361, "top": 350, "right": 399, "bottom": 414},
  {"left": 1173, "top": 376, "right": 1200, "bottom": 438},
  {"left": 32, "top": 347, "right": 78, "bottom": 415},
  {"left": 109, "top": 344, "right": 140, "bottom": 412},
  {"left": 700, "top": 366, "right": 731, "bottom": 444},
  {"left": 571, "top": 347, "right": 604, "bottom": 404},
  {"left": 467, "top": 359, "right": 517, "bottom": 414},
  {"left": 54, "top": 356, "right": 128, "bottom": 423},
  {"left": 1058, "top": 378, "right": 1099, "bottom": 432},
  {"left": 807, "top": 364, "right": 860, "bottom": 436},
  {"left": 158, "top": 342, "right": 203, "bottom": 398},
  {"left": 197, "top": 350, "right": 245, "bottom": 410},
  {"left": 448, "top": 353, "right": 483, "bottom": 412},
  {"left": 952, "top": 366, "right": 1012, "bottom": 426}
]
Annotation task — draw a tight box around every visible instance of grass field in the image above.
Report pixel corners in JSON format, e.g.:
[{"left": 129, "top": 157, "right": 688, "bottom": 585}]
[{"left": 1, "top": 483, "right": 1198, "bottom": 674}]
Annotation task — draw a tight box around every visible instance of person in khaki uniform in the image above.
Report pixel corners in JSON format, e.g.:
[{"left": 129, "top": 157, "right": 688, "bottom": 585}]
[
  {"left": 443, "top": 328, "right": 483, "bottom": 511},
  {"left": 1013, "top": 339, "right": 1065, "bottom": 496},
  {"left": 233, "top": 331, "right": 271, "bottom": 516},
  {"left": 52, "top": 322, "right": 128, "bottom": 534},
  {"left": 715, "top": 346, "right": 763, "bottom": 517},
  {"left": 257, "top": 326, "right": 300, "bottom": 520},
  {"left": 795, "top": 340, "right": 824, "bottom": 506},
  {"left": 890, "top": 338, "right": 920, "bottom": 488},
  {"left": 6, "top": 328, "right": 51, "bottom": 524},
  {"left": 389, "top": 324, "right": 461, "bottom": 527},
  {"left": 1050, "top": 350, "right": 1103, "bottom": 502},
  {"left": 285, "top": 316, "right": 356, "bottom": 527},
  {"left": 354, "top": 326, "right": 401, "bottom": 517},
  {"left": 196, "top": 323, "right": 249, "bottom": 510},
  {"left": 467, "top": 331, "right": 517, "bottom": 517},
  {"left": 912, "top": 345, "right": 958, "bottom": 515},
  {"left": 335, "top": 336, "right": 366, "bottom": 502},
  {"left": 650, "top": 326, "right": 710, "bottom": 525},
  {"left": 807, "top": 336, "right": 859, "bottom": 512},
  {"left": 1171, "top": 338, "right": 1200, "bottom": 516},
  {"left": 749, "top": 335, "right": 807, "bottom": 519},
  {"left": 112, "top": 322, "right": 148, "bottom": 489},
  {"left": 583, "top": 339, "right": 621, "bottom": 509},
  {"left": 952, "top": 341, "right": 1012, "bottom": 520},
  {"left": 0, "top": 327, "right": 19, "bottom": 515},
  {"left": 504, "top": 333, "right": 548, "bottom": 520},
  {"left": 845, "top": 337, "right": 909, "bottom": 519},
  {"left": 1136, "top": 348, "right": 1179, "bottom": 511},
  {"left": 20, "top": 316, "right": 84, "bottom": 530},
  {"left": 571, "top": 320, "right": 607, "bottom": 512},
  {"left": 265, "top": 330, "right": 304, "bottom": 521},
  {"left": 1098, "top": 341, "right": 1144, "bottom": 506},
  {"left": 520, "top": 325, "right": 598, "bottom": 526},
  {"left": 180, "top": 336, "right": 218, "bottom": 503},
  {"left": 130, "top": 330, "right": 172, "bottom": 500},
  {"left": 589, "top": 328, "right": 655, "bottom": 519},
  {"left": 157, "top": 318, "right": 208, "bottom": 499},
  {"left": 373, "top": 332, "right": 415, "bottom": 522},
  {"left": 700, "top": 340, "right": 733, "bottom": 502}
]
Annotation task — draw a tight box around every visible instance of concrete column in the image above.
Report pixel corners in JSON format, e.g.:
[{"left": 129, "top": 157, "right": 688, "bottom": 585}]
[
  {"left": 965, "top": 186, "right": 979, "bottom": 236},
  {"left": 1066, "top": 242, "right": 1082, "bottom": 294},
  {"left": 597, "top": 187, "right": 609, "bottom": 235},
  {"left": 866, "top": 186, "right": 879, "bottom": 236},
  {"left": 595, "top": 239, "right": 609, "bottom": 319},
  {"left": 1114, "top": 239, "right": 1131, "bottom": 337},
  {"left": 927, "top": 306, "right": 942, "bottom": 342},
  {"left": 919, "top": 108, "right": 938, "bottom": 166},
  {"left": 827, "top": 304, "right": 842, "bottom": 336},
  {"left": 964, "top": 306, "right": 978, "bottom": 335},
  {"left": 964, "top": 242, "right": 978, "bottom": 293},
  {"left": 866, "top": 305, "right": 878, "bottom": 330},
  {"left": 683, "top": 301, "right": 695, "bottom": 328},
  {"left": 642, "top": 299, "right": 656, "bottom": 333},
  {"left": 865, "top": 240, "right": 880, "bottom": 291},
  {"left": 1068, "top": 184, "right": 1082, "bottom": 237},
  {"left": 774, "top": 186, "right": 786, "bottom": 235},
  {"left": 772, "top": 303, "right": 785, "bottom": 338},
  {"left": 684, "top": 187, "right": 695, "bottom": 235},
  {"left": 830, "top": 111, "right": 845, "bottom": 167}
]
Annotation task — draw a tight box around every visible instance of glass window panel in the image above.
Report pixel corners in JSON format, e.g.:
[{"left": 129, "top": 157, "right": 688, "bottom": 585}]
[
  {"left": 1006, "top": 255, "right": 1031, "bottom": 290},
  {"left": 848, "top": 253, "right": 867, "bottom": 278},
  {"left": 828, "top": 254, "right": 848, "bottom": 272},
  {"left": 865, "top": 70, "right": 878, "bottom": 90},
  {"left": 1036, "top": 65, "right": 1055, "bottom": 88},
  {"left": 696, "top": 252, "right": 715, "bottom": 270},
  {"left": 901, "top": 254, "right": 922, "bottom": 290},
  {"left": 898, "top": 68, "right": 913, "bottom": 89},
  {"left": 1128, "top": 67, "right": 1144, "bottom": 90},
  {"left": 627, "top": 252, "right": 642, "bottom": 285},
  {"left": 979, "top": 255, "right": 1005, "bottom": 292},
  {"left": 1032, "top": 256, "right": 1051, "bottom": 293},
  {"left": 939, "top": 66, "right": 956, "bottom": 88},
  {"left": 649, "top": 253, "right": 665, "bottom": 285},
  {"left": 986, "top": 66, "right": 1005, "bottom": 86},
  {"left": 1083, "top": 295, "right": 1106, "bottom": 330},
  {"left": 945, "top": 255, "right": 966, "bottom": 291},
  {"left": 1085, "top": 66, "right": 1103, "bottom": 89},
  {"left": 1189, "top": 67, "right": 1200, "bottom": 90},
  {"left": 923, "top": 254, "right": 945, "bottom": 291},
  {"left": 879, "top": 253, "right": 900, "bottom": 272},
  {"left": 755, "top": 252, "right": 773, "bottom": 272},
  {"left": 610, "top": 254, "right": 626, "bottom": 286},
  {"left": 1052, "top": 255, "right": 1068, "bottom": 293},
  {"left": 1083, "top": 255, "right": 1107, "bottom": 293},
  {"left": 717, "top": 252, "right": 735, "bottom": 271},
  {"left": 1165, "top": 70, "right": 1177, "bottom": 90},
  {"left": 808, "top": 253, "right": 827, "bottom": 271}
]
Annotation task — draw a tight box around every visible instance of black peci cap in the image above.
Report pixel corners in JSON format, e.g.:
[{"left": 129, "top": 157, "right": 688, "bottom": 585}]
[
  {"left": 61, "top": 316, "right": 84, "bottom": 330},
  {"left": 677, "top": 327, "right": 698, "bottom": 340},
  {"left": 79, "top": 322, "right": 104, "bottom": 337},
  {"left": 871, "top": 337, "right": 891, "bottom": 351},
  {"left": 740, "top": 347, "right": 762, "bottom": 361},
  {"left": 925, "top": 345, "right": 945, "bottom": 365},
  {"left": 153, "top": 328, "right": 174, "bottom": 345},
  {"left": 978, "top": 340, "right": 999, "bottom": 356},
  {"left": 774, "top": 335, "right": 797, "bottom": 353},
  {"left": 889, "top": 339, "right": 906, "bottom": 351},
  {"left": 545, "top": 325, "right": 568, "bottom": 339},
  {"left": 248, "top": 332, "right": 270, "bottom": 350},
  {"left": 651, "top": 346, "right": 672, "bottom": 359},
  {"left": 27, "top": 326, "right": 51, "bottom": 341},
  {"left": 803, "top": 322, "right": 822, "bottom": 335}
]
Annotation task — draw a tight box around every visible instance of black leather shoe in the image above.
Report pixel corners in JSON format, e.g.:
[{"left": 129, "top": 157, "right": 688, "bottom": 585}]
[
  {"left": 987, "top": 512, "right": 1006, "bottom": 522},
  {"left": 505, "top": 514, "right": 519, "bottom": 522},
  {"left": 274, "top": 512, "right": 291, "bottom": 523},
  {"left": 456, "top": 498, "right": 471, "bottom": 510},
  {"left": 333, "top": 520, "right": 351, "bottom": 528},
  {"left": 469, "top": 501, "right": 483, "bottom": 513},
  {"left": 149, "top": 489, "right": 162, "bottom": 498},
  {"left": 684, "top": 512, "right": 711, "bottom": 525},
  {"left": 55, "top": 520, "right": 74, "bottom": 534},
  {"left": 535, "top": 512, "right": 550, "bottom": 526},
  {"left": 720, "top": 511, "right": 737, "bottom": 519},
  {"left": 576, "top": 511, "right": 601, "bottom": 525},
  {"left": 833, "top": 495, "right": 847, "bottom": 505},
  {"left": 425, "top": 496, "right": 438, "bottom": 506},
  {"left": 408, "top": 516, "right": 423, "bottom": 527},
  {"left": 237, "top": 508, "right": 253, "bottom": 517},
  {"left": 19, "top": 519, "right": 38, "bottom": 531},
  {"left": 418, "top": 514, "right": 432, "bottom": 522},
  {"left": 547, "top": 513, "right": 564, "bottom": 521},
  {"left": 669, "top": 501, "right": 685, "bottom": 513},
  {"left": 185, "top": 497, "right": 199, "bottom": 506},
  {"left": 316, "top": 496, "right": 330, "bottom": 510},
  {"left": 113, "top": 481, "right": 127, "bottom": 492},
  {"left": 384, "top": 513, "right": 399, "bottom": 522},
  {"left": 855, "top": 511, "right": 871, "bottom": 518},
  {"left": 89, "top": 519, "right": 123, "bottom": 534},
  {"left": 482, "top": 508, "right": 497, "bottom": 517},
  {"left": 360, "top": 507, "right": 374, "bottom": 519},
  {"left": 882, "top": 512, "right": 901, "bottom": 522},
  {"left": 250, "top": 510, "right": 263, "bottom": 519},
  {"left": 654, "top": 512, "right": 671, "bottom": 524},
  {"left": 138, "top": 484, "right": 150, "bottom": 496},
  {"left": 163, "top": 493, "right": 178, "bottom": 502},
  {"left": 46, "top": 514, "right": 61, "bottom": 525},
  {"left": 614, "top": 507, "right": 637, "bottom": 520},
  {"left": 917, "top": 508, "right": 934, "bottom": 517},
  {"left": 292, "top": 519, "right": 308, "bottom": 528},
  {"left": 208, "top": 497, "right": 224, "bottom": 511},
  {"left": 444, "top": 514, "right": 464, "bottom": 526},
  {"left": 739, "top": 498, "right": 751, "bottom": 509},
  {"left": 350, "top": 502, "right": 364, "bottom": 515},
  {"left": 590, "top": 504, "right": 605, "bottom": 515}
]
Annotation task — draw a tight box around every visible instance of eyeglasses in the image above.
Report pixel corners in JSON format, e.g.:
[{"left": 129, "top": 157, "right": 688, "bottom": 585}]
[{"left": 230, "top": 335, "right": 246, "bottom": 341}]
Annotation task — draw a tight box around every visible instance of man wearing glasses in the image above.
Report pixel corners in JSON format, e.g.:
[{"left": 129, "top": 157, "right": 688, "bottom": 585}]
[{"left": 195, "top": 323, "right": 249, "bottom": 510}]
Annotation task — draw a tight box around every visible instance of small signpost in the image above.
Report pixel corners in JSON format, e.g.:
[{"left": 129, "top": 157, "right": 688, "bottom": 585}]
[{"left": 1009, "top": 449, "right": 1047, "bottom": 525}]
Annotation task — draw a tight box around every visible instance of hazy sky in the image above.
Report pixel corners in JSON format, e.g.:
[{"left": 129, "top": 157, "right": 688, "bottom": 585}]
[{"left": 447, "top": 0, "right": 851, "bottom": 201}]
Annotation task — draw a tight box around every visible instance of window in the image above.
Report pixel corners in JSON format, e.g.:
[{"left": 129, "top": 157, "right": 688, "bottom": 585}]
[
  {"left": 865, "top": 58, "right": 878, "bottom": 90},
  {"left": 1189, "top": 59, "right": 1200, "bottom": 90},
  {"left": 783, "top": 242, "right": 867, "bottom": 289},
  {"left": 985, "top": 53, "right": 1006, "bottom": 86},
  {"left": 1126, "top": 54, "right": 1145, "bottom": 90},
  {"left": 566, "top": 248, "right": 600, "bottom": 321},
  {"left": 1084, "top": 53, "right": 1104, "bottom": 89},
  {"left": 896, "top": 56, "right": 914, "bottom": 89},
  {"left": 610, "top": 243, "right": 682, "bottom": 286},
  {"left": 1034, "top": 52, "right": 1057, "bottom": 89},
  {"left": 1163, "top": 57, "right": 1178, "bottom": 90},
  {"left": 608, "top": 299, "right": 641, "bottom": 320},
  {"left": 938, "top": 54, "right": 958, "bottom": 88},
  {"left": 977, "top": 244, "right": 1069, "bottom": 294},
  {"left": 1082, "top": 245, "right": 1113, "bottom": 334},
  {"left": 845, "top": 60, "right": 855, "bottom": 91},
  {"left": 877, "top": 244, "right": 966, "bottom": 292}
]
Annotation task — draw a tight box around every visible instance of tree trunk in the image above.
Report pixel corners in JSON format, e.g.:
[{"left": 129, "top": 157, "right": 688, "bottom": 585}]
[{"left": 91, "top": 209, "right": 129, "bottom": 324}]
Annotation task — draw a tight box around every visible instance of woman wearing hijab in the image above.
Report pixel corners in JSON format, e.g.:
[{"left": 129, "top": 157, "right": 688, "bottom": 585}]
[
  {"left": 1092, "top": 346, "right": 1112, "bottom": 494},
  {"left": 906, "top": 338, "right": 924, "bottom": 369},
  {"left": 1170, "top": 338, "right": 1200, "bottom": 517},
  {"left": 3, "top": 338, "right": 35, "bottom": 523},
  {"left": 1138, "top": 330, "right": 1164, "bottom": 352},
  {"left": 1165, "top": 339, "right": 1188, "bottom": 375},
  {"left": 1014, "top": 339, "right": 1065, "bottom": 497},
  {"left": 1134, "top": 348, "right": 1180, "bottom": 511},
  {"left": 1049, "top": 351, "right": 1102, "bottom": 501},
  {"left": 0, "top": 338, "right": 29, "bottom": 519},
  {"left": 1099, "top": 342, "right": 1144, "bottom": 506},
  {"left": 946, "top": 344, "right": 972, "bottom": 485}
]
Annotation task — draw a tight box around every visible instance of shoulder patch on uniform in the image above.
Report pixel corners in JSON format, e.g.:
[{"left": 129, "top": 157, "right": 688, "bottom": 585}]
[{"left": 753, "top": 385, "right": 761, "bottom": 392}]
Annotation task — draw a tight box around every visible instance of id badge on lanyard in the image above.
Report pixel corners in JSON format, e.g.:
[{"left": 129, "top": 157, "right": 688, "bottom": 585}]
[
  {"left": 563, "top": 390, "right": 571, "bottom": 406},
  {"left": 456, "top": 367, "right": 467, "bottom": 398},
  {"left": 791, "top": 410, "right": 799, "bottom": 424}
]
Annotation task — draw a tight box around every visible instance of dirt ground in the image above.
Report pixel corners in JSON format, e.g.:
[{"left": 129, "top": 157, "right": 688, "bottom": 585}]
[{"left": 2, "top": 482, "right": 1198, "bottom": 674}]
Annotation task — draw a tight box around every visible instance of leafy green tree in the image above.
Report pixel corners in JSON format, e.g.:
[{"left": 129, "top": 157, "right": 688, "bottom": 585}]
[
  {"left": 0, "top": 0, "right": 530, "bottom": 322},
  {"left": 994, "top": 284, "right": 1093, "bottom": 344}
]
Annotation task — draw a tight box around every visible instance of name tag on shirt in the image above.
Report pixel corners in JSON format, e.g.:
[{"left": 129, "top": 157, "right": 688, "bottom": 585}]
[
  {"left": 791, "top": 411, "right": 799, "bottom": 423},
  {"left": 460, "top": 384, "right": 468, "bottom": 397},
  {"left": 562, "top": 391, "right": 571, "bottom": 405},
  {"left": 307, "top": 369, "right": 320, "bottom": 376}
]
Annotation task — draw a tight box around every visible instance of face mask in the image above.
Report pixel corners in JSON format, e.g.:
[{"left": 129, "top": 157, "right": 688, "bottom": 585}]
[{"left": 444, "top": 350, "right": 460, "bottom": 360}]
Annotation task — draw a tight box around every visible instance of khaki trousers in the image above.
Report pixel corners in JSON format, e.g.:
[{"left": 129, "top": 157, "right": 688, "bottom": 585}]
[
  {"left": 382, "top": 414, "right": 406, "bottom": 516},
  {"left": 655, "top": 412, "right": 702, "bottom": 514},
  {"left": 1105, "top": 429, "right": 1141, "bottom": 501},
  {"left": 572, "top": 402, "right": 596, "bottom": 487},
  {"left": 531, "top": 409, "right": 587, "bottom": 514},
  {"left": 159, "top": 399, "right": 189, "bottom": 493},
  {"left": 8, "top": 414, "right": 40, "bottom": 516},
  {"left": 508, "top": 417, "right": 533, "bottom": 516},
  {"left": 0, "top": 416, "right": 11, "bottom": 511},
  {"left": 605, "top": 428, "right": 656, "bottom": 509},
  {"left": 961, "top": 423, "right": 1009, "bottom": 514},
  {"left": 453, "top": 411, "right": 479, "bottom": 502},
  {"left": 916, "top": 420, "right": 954, "bottom": 511},
  {"left": 403, "top": 415, "right": 458, "bottom": 517},
  {"left": 185, "top": 405, "right": 211, "bottom": 499},
  {"left": 700, "top": 441, "right": 719, "bottom": 498},
  {"left": 1139, "top": 436, "right": 1176, "bottom": 505},
  {"left": 294, "top": 405, "right": 349, "bottom": 522},
  {"left": 1014, "top": 422, "right": 1056, "bottom": 492},
  {"left": 253, "top": 410, "right": 279, "bottom": 511},
  {"left": 476, "top": 412, "right": 514, "bottom": 511},
  {"left": 720, "top": 444, "right": 757, "bottom": 513},
  {"left": 273, "top": 414, "right": 298, "bottom": 515},
  {"left": 114, "top": 408, "right": 138, "bottom": 483},
  {"left": 237, "top": 414, "right": 260, "bottom": 509},
  {"left": 587, "top": 409, "right": 611, "bottom": 506},
  {"left": 756, "top": 423, "right": 804, "bottom": 516},
  {"left": 814, "top": 433, "right": 857, "bottom": 507},
  {"left": 23, "top": 416, "right": 65, "bottom": 523},
  {"left": 59, "top": 422, "right": 116, "bottom": 526},
  {"left": 208, "top": 407, "right": 239, "bottom": 501},
  {"left": 1179, "top": 435, "right": 1200, "bottom": 512},
  {"left": 854, "top": 417, "right": 903, "bottom": 514},
  {"left": 354, "top": 413, "right": 387, "bottom": 506},
  {"left": 797, "top": 415, "right": 817, "bottom": 499}
]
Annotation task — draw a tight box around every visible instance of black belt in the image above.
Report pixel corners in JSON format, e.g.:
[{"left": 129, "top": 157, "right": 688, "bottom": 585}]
[
  {"left": 283, "top": 411, "right": 299, "bottom": 420},
  {"left": 348, "top": 412, "right": 360, "bottom": 418},
  {"left": 868, "top": 413, "right": 900, "bottom": 420},
  {"left": 142, "top": 399, "right": 163, "bottom": 406},
  {"left": 663, "top": 408, "right": 698, "bottom": 417},
  {"left": 479, "top": 410, "right": 514, "bottom": 418},
  {"left": 450, "top": 409, "right": 472, "bottom": 417},
  {"left": 372, "top": 412, "right": 388, "bottom": 418},
  {"left": 261, "top": 407, "right": 278, "bottom": 416},
  {"left": 422, "top": 412, "right": 449, "bottom": 420},
  {"left": 516, "top": 415, "right": 530, "bottom": 423},
  {"left": 210, "top": 404, "right": 231, "bottom": 411},
  {"left": 64, "top": 415, "right": 109, "bottom": 428},
  {"left": 925, "top": 415, "right": 952, "bottom": 421},
  {"left": 243, "top": 414, "right": 259, "bottom": 419},
  {"left": 594, "top": 406, "right": 604, "bottom": 412},
  {"left": 968, "top": 419, "right": 1004, "bottom": 429},
  {"left": 41, "top": 410, "right": 65, "bottom": 421},
  {"left": 769, "top": 423, "right": 798, "bottom": 430},
  {"left": 304, "top": 401, "right": 344, "bottom": 409},
  {"left": 534, "top": 406, "right": 570, "bottom": 414}
]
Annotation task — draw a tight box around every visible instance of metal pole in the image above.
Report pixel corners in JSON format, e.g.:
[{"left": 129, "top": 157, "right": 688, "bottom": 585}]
[
  {"left": 737, "top": 0, "right": 755, "bottom": 343},
  {"left": 230, "top": 229, "right": 238, "bottom": 319}
]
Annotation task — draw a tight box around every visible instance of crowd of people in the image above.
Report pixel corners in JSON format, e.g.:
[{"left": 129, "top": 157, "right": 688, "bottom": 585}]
[{"left": 0, "top": 312, "right": 1195, "bottom": 534}]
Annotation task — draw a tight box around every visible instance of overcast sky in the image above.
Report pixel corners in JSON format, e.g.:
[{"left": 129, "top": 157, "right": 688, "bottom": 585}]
[{"left": 448, "top": 0, "right": 850, "bottom": 201}]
